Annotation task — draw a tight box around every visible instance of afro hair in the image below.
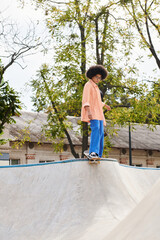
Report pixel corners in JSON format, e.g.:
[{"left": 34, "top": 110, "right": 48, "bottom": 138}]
[{"left": 86, "top": 65, "right": 108, "bottom": 80}]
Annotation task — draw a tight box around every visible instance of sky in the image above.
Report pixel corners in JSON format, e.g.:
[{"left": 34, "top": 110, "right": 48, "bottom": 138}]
[
  {"left": 0, "top": 0, "right": 159, "bottom": 112},
  {"left": 0, "top": 0, "right": 52, "bottom": 111}
]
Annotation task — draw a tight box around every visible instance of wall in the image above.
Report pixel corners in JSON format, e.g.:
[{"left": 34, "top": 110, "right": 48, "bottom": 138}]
[
  {"left": 108, "top": 148, "right": 160, "bottom": 168},
  {"left": 9, "top": 142, "right": 82, "bottom": 164},
  {"left": 1, "top": 140, "right": 160, "bottom": 167}
]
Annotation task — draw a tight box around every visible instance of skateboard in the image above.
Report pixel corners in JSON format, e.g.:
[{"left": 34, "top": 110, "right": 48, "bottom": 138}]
[{"left": 84, "top": 151, "right": 100, "bottom": 164}]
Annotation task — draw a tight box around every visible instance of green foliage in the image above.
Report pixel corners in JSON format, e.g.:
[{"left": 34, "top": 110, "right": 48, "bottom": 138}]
[
  {"left": 0, "top": 81, "right": 21, "bottom": 137},
  {"left": 120, "top": 0, "right": 131, "bottom": 4},
  {"left": 12, "top": 124, "right": 31, "bottom": 149},
  {"left": 0, "top": 132, "right": 8, "bottom": 146},
  {"left": 118, "top": 0, "right": 160, "bottom": 69},
  {"left": 27, "top": 0, "right": 160, "bottom": 157},
  {"left": 106, "top": 82, "right": 160, "bottom": 127},
  {"left": 31, "top": 64, "right": 75, "bottom": 152}
]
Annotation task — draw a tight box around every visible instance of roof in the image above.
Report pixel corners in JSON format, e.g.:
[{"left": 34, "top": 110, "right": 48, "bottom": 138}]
[
  {"left": 7, "top": 111, "right": 82, "bottom": 145},
  {"left": 111, "top": 124, "right": 160, "bottom": 151},
  {"left": 5, "top": 111, "right": 160, "bottom": 150}
]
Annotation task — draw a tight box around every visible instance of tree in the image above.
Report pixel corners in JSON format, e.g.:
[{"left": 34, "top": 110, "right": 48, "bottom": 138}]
[
  {"left": 26, "top": 0, "right": 147, "bottom": 156},
  {"left": 31, "top": 64, "right": 80, "bottom": 158},
  {"left": 103, "top": 0, "right": 160, "bottom": 130},
  {"left": 0, "top": 81, "right": 21, "bottom": 134},
  {"left": 0, "top": 17, "right": 43, "bottom": 84},
  {"left": 21, "top": 0, "right": 160, "bottom": 159},
  {"left": 0, "top": 12, "right": 44, "bottom": 144},
  {"left": 119, "top": 0, "right": 160, "bottom": 69},
  {"left": 29, "top": 0, "right": 93, "bottom": 157}
]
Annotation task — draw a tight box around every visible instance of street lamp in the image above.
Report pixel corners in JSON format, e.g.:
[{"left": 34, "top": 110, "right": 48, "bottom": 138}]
[{"left": 129, "top": 122, "right": 132, "bottom": 166}]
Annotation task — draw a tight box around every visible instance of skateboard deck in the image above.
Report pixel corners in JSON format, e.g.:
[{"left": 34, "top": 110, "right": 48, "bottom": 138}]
[{"left": 84, "top": 151, "right": 100, "bottom": 164}]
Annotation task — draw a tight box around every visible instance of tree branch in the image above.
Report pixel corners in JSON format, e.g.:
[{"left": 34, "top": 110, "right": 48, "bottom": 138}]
[
  {"left": 95, "top": 18, "right": 101, "bottom": 64},
  {"left": 138, "top": 0, "right": 160, "bottom": 35},
  {"left": 43, "top": 77, "right": 79, "bottom": 158},
  {"left": 84, "top": 0, "right": 91, "bottom": 24},
  {"left": 144, "top": 0, "right": 160, "bottom": 68},
  {"left": 0, "top": 18, "right": 44, "bottom": 83},
  {"left": 101, "top": 10, "right": 109, "bottom": 65},
  {"left": 130, "top": 0, "right": 150, "bottom": 48}
]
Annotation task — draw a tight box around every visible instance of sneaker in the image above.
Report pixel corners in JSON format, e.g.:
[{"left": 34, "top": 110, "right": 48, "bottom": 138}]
[{"left": 88, "top": 152, "right": 100, "bottom": 160}]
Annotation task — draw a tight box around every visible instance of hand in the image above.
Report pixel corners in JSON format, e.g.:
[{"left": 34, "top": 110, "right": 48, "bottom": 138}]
[
  {"left": 84, "top": 106, "right": 93, "bottom": 119},
  {"left": 88, "top": 112, "right": 93, "bottom": 120},
  {"left": 105, "top": 104, "right": 111, "bottom": 111}
]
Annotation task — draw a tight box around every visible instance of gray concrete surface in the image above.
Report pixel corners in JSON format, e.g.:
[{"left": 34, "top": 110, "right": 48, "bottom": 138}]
[{"left": 0, "top": 160, "right": 160, "bottom": 240}]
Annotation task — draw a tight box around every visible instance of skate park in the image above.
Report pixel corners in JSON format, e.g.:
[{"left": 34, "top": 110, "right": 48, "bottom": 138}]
[
  {"left": 1, "top": 158, "right": 160, "bottom": 240},
  {"left": 1, "top": 0, "right": 160, "bottom": 239}
]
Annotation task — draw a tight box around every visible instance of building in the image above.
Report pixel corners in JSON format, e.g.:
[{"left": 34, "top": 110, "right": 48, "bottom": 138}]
[{"left": 0, "top": 111, "right": 160, "bottom": 167}]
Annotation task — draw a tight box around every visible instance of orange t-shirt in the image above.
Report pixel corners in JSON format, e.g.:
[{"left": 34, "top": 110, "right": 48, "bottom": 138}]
[{"left": 81, "top": 80, "right": 106, "bottom": 126}]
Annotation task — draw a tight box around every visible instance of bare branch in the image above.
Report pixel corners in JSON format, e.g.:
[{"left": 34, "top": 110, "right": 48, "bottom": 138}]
[
  {"left": 0, "top": 17, "right": 45, "bottom": 83},
  {"left": 14, "top": 61, "right": 27, "bottom": 70}
]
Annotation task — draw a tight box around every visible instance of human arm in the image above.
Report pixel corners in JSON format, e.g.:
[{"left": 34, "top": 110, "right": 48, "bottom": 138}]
[
  {"left": 84, "top": 106, "right": 93, "bottom": 120},
  {"left": 104, "top": 104, "right": 111, "bottom": 111},
  {"left": 82, "top": 82, "right": 93, "bottom": 119}
]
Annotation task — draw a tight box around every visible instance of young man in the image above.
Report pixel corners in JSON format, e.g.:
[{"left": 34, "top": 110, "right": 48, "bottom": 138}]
[{"left": 81, "top": 65, "right": 111, "bottom": 160}]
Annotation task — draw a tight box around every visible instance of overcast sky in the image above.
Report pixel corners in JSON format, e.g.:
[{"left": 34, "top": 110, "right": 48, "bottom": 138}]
[
  {"left": 0, "top": 0, "right": 52, "bottom": 111},
  {"left": 1, "top": 0, "right": 159, "bottom": 112}
]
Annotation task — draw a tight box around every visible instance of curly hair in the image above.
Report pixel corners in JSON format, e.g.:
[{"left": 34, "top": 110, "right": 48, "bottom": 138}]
[{"left": 86, "top": 65, "right": 108, "bottom": 80}]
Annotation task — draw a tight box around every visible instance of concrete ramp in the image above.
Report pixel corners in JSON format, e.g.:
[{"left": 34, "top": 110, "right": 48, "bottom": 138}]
[
  {"left": 104, "top": 169, "right": 160, "bottom": 240},
  {"left": 0, "top": 160, "right": 160, "bottom": 240}
]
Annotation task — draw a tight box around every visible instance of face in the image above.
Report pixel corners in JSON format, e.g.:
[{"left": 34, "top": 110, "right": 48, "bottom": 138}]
[{"left": 91, "top": 74, "right": 102, "bottom": 84}]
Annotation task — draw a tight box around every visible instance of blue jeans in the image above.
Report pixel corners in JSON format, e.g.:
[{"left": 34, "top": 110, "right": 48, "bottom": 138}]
[{"left": 89, "top": 120, "right": 104, "bottom": 158}]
